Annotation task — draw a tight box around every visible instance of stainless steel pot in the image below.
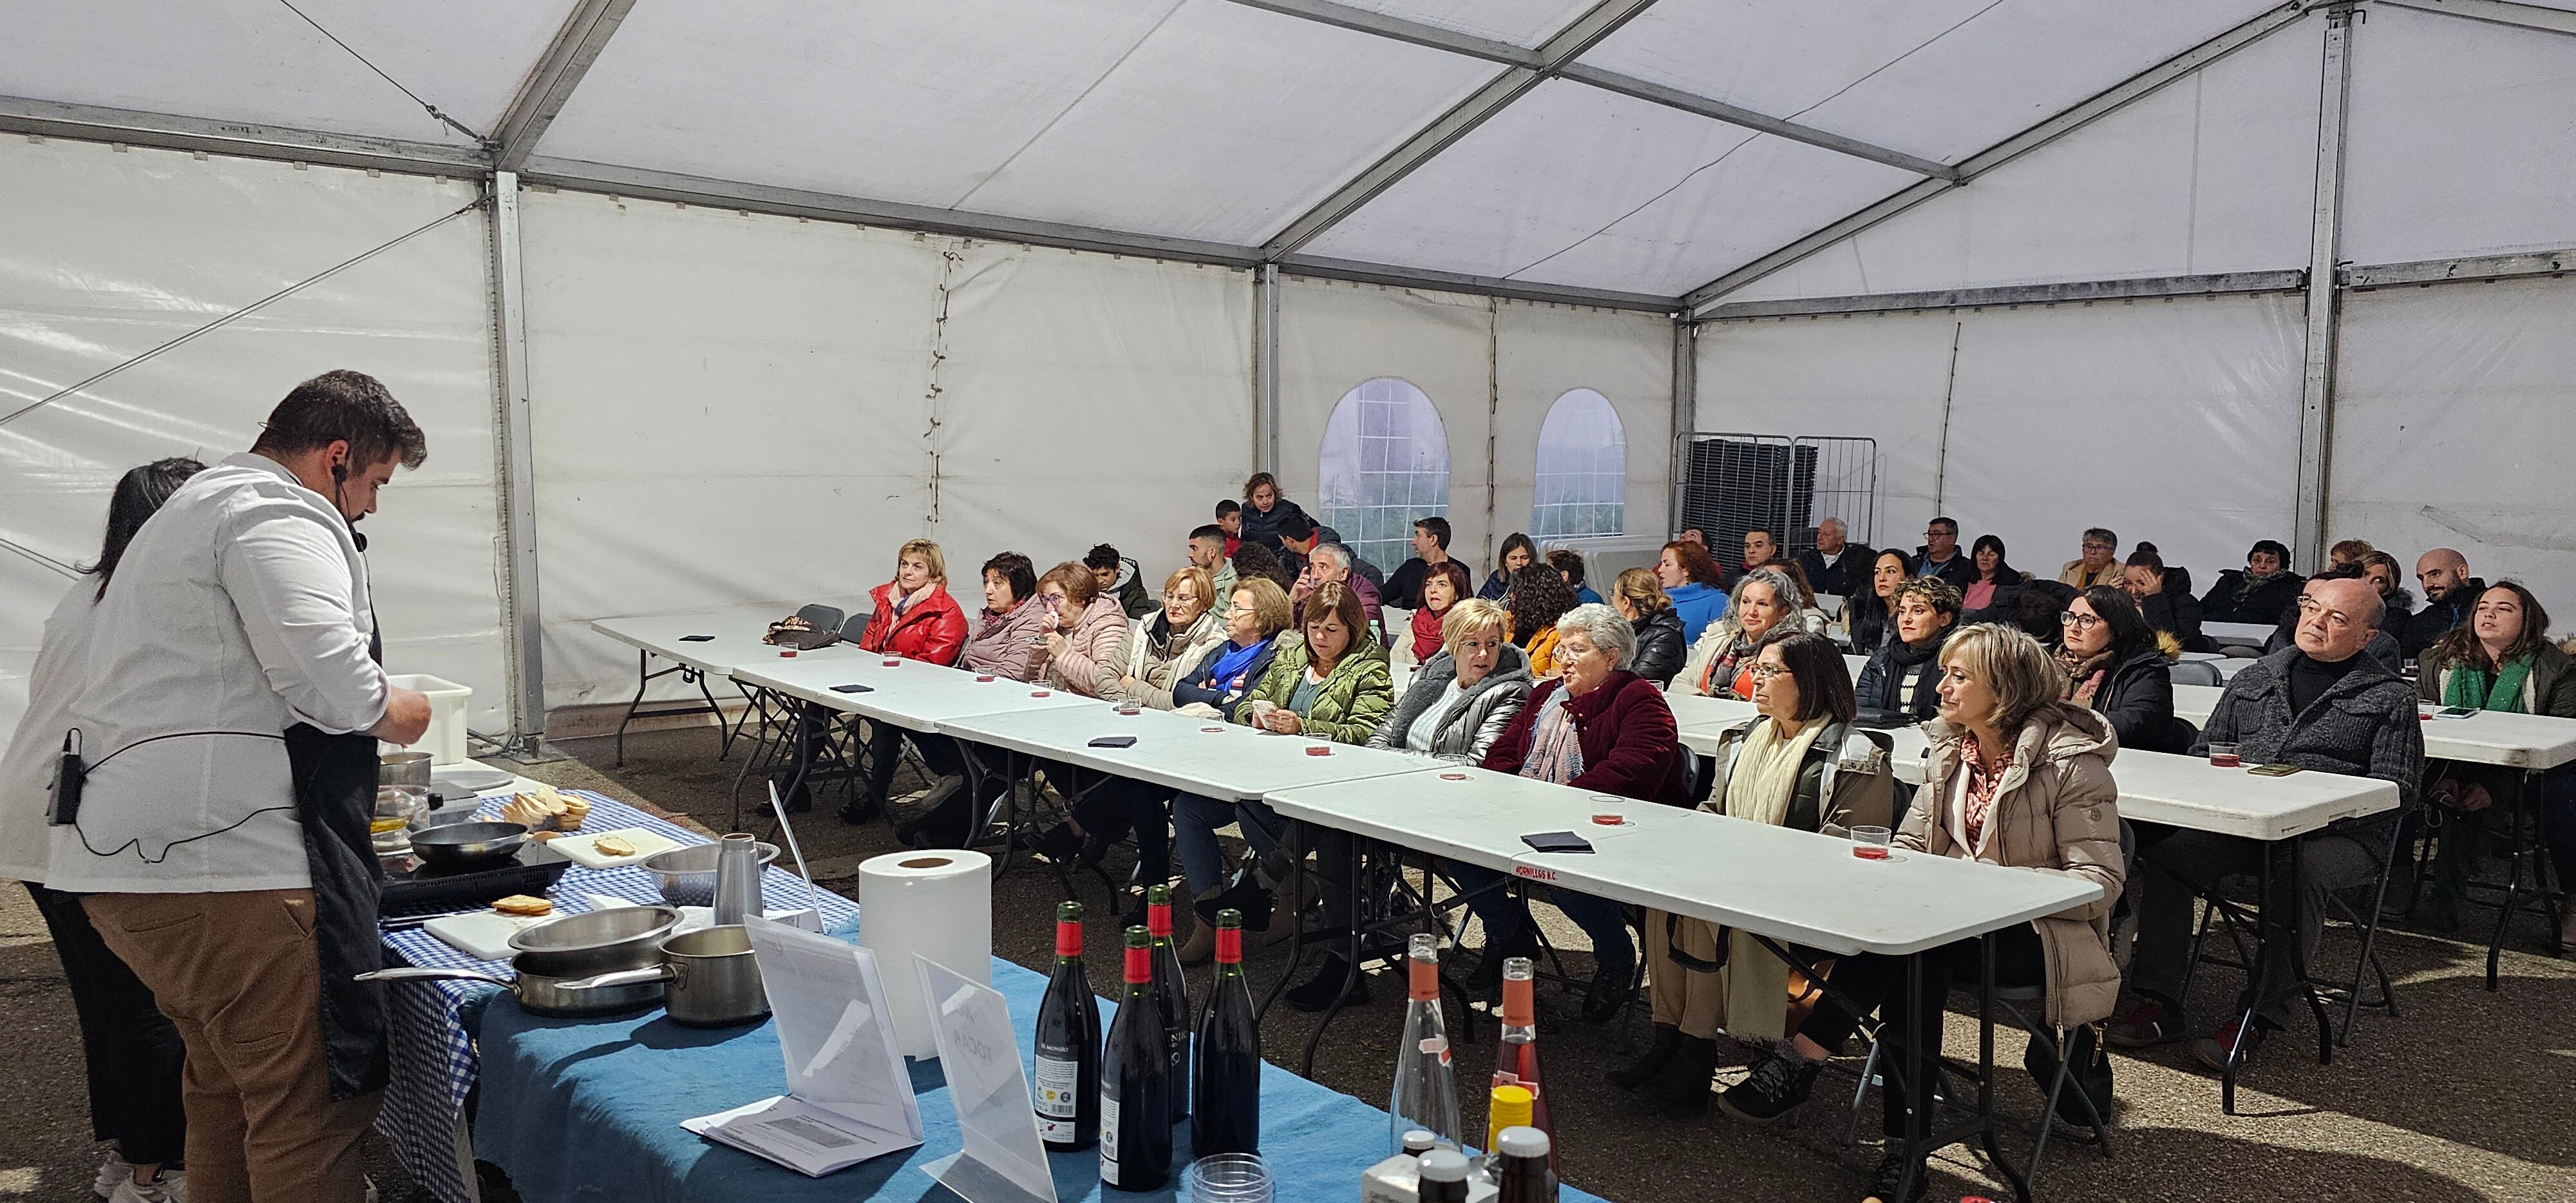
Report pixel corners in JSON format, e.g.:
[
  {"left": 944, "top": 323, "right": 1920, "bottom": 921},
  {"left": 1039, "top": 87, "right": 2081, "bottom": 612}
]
[
  {"left": 353, "top": 963, "right": 668, "bottom": 1017},
  {"left": 354, "top": 904, "right": 683, "bottom": 1018},
  {"left": 381, "top": 751, "right": 434, "bottom": 788},
  {"left": 558, "top": 924, "right": 769, "bottom": 1027}
]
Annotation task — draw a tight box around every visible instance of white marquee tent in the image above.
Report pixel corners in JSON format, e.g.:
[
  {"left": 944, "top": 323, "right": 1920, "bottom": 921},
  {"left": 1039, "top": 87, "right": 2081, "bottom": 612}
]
[{"left": 3, "top": 0, "right": 2571, "bottom": 751}]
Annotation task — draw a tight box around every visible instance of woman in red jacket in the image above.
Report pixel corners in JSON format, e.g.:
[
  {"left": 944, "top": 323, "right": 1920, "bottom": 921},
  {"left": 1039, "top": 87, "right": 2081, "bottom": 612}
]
[{"left": 844, "top": 540, "right": 968, "bottom": 823}]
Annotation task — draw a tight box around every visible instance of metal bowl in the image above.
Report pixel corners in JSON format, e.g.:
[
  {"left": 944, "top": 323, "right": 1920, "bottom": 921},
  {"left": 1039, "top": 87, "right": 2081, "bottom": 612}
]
[
  {"left": 407, "top": 820, "right": 529, "bottom": 868},
  {"left": 639, "top": 841, "right": 781, "bottom": 907},
  {"left": 507, "top": 904, "right": 683, "bottom": 979}
]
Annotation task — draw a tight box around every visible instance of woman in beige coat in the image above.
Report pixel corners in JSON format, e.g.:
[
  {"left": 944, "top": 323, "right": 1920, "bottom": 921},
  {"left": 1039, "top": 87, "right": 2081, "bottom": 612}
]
[{"left": 1716, "top": 623, "right": 2122, "bottom": 1203}]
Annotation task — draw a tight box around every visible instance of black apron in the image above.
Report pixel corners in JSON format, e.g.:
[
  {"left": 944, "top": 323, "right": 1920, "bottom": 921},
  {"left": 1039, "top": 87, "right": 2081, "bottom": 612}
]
[{"left": 285, "top": 722, "right": 390, "bottom": 1100}]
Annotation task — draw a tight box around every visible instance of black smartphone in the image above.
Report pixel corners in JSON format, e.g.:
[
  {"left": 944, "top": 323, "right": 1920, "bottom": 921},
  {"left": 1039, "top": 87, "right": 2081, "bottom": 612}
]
[
  {"left": 2246, "top": 763, "right": 2305, "bottom": 777},
  {"left": 1088, "top": 735, "right": 1139, "bottom": 749},
  {"left": 830, "top": 683, "right": 874, "bottom": 694},
  {"left": 679, "top": 634, "right": 715, "bottom": 642},
  {"left": 1521, "top": 830, "right": 1594, "bottom": 853}
]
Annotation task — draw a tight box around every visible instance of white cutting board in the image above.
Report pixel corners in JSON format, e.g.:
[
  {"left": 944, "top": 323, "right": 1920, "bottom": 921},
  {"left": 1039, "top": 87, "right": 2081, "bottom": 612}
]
[
  {"left": 547, "top": 826, "right": 681, "bottom": 869},
  {"left": 424, "top": 910, "right": 556, "bottom": 961}
]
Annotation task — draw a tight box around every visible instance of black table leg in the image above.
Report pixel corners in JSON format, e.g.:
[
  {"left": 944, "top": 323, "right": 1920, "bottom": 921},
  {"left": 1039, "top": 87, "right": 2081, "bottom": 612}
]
[{"left": 1299, "top": 832, "right": 1368, "bottom": 1078}]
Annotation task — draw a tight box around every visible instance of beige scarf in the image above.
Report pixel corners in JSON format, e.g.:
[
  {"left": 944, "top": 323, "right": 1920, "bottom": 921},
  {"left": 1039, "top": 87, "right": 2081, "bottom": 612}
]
[{"left": 1709, "top": 717, "right": 1827, "bottom": 1039}]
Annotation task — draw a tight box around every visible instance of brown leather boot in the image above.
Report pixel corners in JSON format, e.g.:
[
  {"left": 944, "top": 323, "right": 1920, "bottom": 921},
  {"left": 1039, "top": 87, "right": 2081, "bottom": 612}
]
[{"left": 1177, "top": 887, "right": 1225, "bottom": 966}]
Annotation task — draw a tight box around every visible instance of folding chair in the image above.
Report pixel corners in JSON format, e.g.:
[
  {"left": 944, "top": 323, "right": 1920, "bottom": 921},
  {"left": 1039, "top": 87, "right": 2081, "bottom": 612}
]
[
  {"left": 2168, "top": 659, "right": 2222, "bottom": 687},
  {"left": 2177, "top": 819, "right": 2408, "bottom": 1050},
  {"left": 794, "top": 603, "right": 846, "bottom": 634},
  {"left": 1841, "top": 979, "right": 2114, "bottom": 1191}
]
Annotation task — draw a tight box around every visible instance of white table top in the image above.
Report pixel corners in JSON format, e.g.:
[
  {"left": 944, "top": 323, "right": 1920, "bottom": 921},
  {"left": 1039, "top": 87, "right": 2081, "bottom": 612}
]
[
  {"left": 2204, "top": 621, "right": 2276, "bottom": 646},
  {"left": 2171, "top": 687, "right": 2576, "bottom": 770},
  {"left": 1264, "top": 764, "right": 1683, "bottom": 871},
  {"left": 2106, "top": 748, "right": 2398, "bottom": 840},
  {"left": 1511, "top": 807, "right": 2103, "bottom": 957},
  {"left": 728, "top": 655, "right": 1099, "bottom": 731},
  {"left": 934, "top": 704, "right": 1437, "bottom": 801},
  {"left": 591, "top": 607, "right": 871, "bottom": 677}
]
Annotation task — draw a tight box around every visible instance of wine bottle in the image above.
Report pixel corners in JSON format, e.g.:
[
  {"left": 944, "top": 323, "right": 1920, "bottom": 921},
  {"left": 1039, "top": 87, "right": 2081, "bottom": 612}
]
[
  {"left": 1146, "top": 884, "right": 1191, "bottom": 1124},
  {"left": 1492, "top": 1126, "right": 1556, "bottom": 1203},
  {"left": 1101, "top": 926, "right": 1173, "bottom": 1191},
  {"left": 1034, "top": 901, "right": 1100, "bottom": 1153},
  {"left": 1191, "top": 908, "right": 1261, "bottom": 1156},
  {"left": 1486, "top": 957, "right": 1553, "bottom": 1170},
  {"left": 1387, "top": 933, "right": 1462, "bottom": 1154}
]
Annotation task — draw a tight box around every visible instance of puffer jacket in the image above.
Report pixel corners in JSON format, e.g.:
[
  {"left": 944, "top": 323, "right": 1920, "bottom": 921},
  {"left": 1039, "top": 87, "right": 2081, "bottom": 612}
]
[
  {"left": 2200, "top": 567, "right": 2304, "bottom": 627},
  {"left": 1039, "top": 596, "right": 1129, "bottom": 698},
  {"left": 1172, "top": 636, "right": 1282, "bottom": 721},
  {"left": 1237, "top": 635, "right": 1394, "bottom": 745},
  {"left": 854, "top": 581, "right": 967, "bottom": 665},
  {"left": 1855, "top": 629, "right": 1953, "bottom": 721},
  {"left": 1522, "top": 624, "right": 1561, "bottom": 677},
  {"left": 961, "top": 596, "right": 1050, "bottom": 681},
  {"left": 1121, "top": 609, "right": 1227, "bottom": 710},
  {"left": 1702, "top": 718, "right": 1897, "bottom": 837},
  {"left": 1240, "top": 496, "right": 1311, "bottom": 553},
  {"left": 1629, "top": 608, "right": 1686, "bottom": 687},
  {"left": 1366, "top": 643, "right": 1533, "bottom": 763},
  {"left": 1909, "top": 704, "right": 2125, "bottom": 1027},
  {"left": 1482, "top": 671, "right": 1690, "bottom": 804},
  {"left": 2077, "top": 641, "right": 2181, "bottom": 753},
  {"left": 2136, "top": 588, "right": 2206, "bottom": 653}
]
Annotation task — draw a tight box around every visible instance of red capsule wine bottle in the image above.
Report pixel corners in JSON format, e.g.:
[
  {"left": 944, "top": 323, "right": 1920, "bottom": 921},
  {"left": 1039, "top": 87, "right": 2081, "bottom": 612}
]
[
  {"left": 1190, "top": 908, "right": 1261, "bottom": 1156},
  {"left": 1146, "top": 884, "right": 1191, "bottom": 1124},
  {"left": 1034, "top": 901, "right": 1100, "bottom": 1152},
  {"left": 1101, "top": 926, "right": 1173, "bottom": 1191}
]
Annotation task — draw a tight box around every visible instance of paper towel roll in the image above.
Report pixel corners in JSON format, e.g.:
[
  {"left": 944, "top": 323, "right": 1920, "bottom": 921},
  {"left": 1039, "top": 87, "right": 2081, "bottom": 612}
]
[{"left": 857, "top": 849, "right": 993, "bottom": 1059}]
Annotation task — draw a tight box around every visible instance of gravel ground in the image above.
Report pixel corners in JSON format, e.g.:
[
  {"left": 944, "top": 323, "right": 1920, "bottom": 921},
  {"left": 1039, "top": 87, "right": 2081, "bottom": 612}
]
[{"left": 4, "top": 723, "right": 2570, "bottom": 1202}]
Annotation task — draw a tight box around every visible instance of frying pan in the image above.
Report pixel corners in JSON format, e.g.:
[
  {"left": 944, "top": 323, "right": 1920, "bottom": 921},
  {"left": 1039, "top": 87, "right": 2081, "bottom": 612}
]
[{"left": 407, "top": 820, "right": 529, "bottom": 869}]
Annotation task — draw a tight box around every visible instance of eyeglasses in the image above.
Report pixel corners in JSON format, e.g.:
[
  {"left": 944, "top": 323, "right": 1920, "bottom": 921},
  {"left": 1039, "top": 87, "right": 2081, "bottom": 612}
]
[
  {"left": 1227, "top": 603, "right": 1258, "bottom": 616},
  {"left": 2060, "top": 611, "right": 2102, "bottom": 631},
  {"left": 1746, "top": 663, "right": 1788, "bottom": 680},
  {"left": 2082, "top": 542, "right": 2114, "bottom": 553}
]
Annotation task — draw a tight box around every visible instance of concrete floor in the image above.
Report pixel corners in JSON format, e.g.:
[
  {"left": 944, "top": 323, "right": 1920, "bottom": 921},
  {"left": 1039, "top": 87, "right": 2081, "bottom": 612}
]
[{"left": 4, "top": 721, "right": 2571, "bottom": 1202}]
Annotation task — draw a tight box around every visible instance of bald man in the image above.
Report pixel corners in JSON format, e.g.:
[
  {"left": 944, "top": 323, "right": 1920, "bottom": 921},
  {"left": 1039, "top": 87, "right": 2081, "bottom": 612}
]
[
  {"left": 2400, "top": 548, "right": 2484, "bottom": 657},
  {"left": 2113, "top": 575, "right": 2422, "bottom": 1072},
  {"left": 1794, "top": 517, "right": 1873, "bottom": 598}
]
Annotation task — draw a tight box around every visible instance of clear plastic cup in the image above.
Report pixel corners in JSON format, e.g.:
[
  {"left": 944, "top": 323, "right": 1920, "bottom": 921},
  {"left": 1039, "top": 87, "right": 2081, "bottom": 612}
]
[
  {"left": 1590, "top": 795, "right": 1626, "bottom": 826},
  {"left": 1851, "top": 825, "right": 1893, "bottom": 860},
  {"left": 2209, "top": 742, "right": 2242, "bottom": 768},
  {"left": 1186, "top": 1153, "right": 1273, "bottom": 1202}
]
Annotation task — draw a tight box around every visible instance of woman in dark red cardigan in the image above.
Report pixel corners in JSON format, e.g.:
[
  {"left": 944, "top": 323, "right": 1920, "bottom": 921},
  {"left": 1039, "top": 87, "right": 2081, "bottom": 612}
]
[{"left": 1452, "top": 603, "right": 1688, "bottom": 1018}]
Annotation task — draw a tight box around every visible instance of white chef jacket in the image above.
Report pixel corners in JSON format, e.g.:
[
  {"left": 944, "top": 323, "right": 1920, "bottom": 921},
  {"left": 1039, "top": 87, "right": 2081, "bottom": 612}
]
[
  {"left": 0, "top": 581, "right": 99, "bottom": 884},
  {"left": 48, "top": 452, "right": 388, "bottom": 894}
]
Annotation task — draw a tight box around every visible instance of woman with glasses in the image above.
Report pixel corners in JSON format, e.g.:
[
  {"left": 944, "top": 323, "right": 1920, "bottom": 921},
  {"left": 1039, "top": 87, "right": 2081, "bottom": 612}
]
[
  {"left": 1116, "top": 566, "right": 1227, "bottom": 711},
  {"left": 2056, "top": 585, "right": 2180, "bottom": 753},
  {"left": 1854, "top": 577, "right": 1963, "bottom": 721}
]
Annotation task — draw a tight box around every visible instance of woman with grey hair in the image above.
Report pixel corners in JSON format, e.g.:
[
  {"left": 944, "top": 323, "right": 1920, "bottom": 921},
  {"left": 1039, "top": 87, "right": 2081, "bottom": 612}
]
[
  {"left": 1679, "top": 566, "right": 1803, "bottom": 700},
  {"left": 1448, "top": 603, "right": 1689, "bottom": 1019}
]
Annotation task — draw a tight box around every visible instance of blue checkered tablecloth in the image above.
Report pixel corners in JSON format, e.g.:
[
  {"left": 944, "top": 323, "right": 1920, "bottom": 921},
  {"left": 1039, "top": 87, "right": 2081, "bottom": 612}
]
[{"left": 375, "top": 792, "right": 857, "bottom": 1203}]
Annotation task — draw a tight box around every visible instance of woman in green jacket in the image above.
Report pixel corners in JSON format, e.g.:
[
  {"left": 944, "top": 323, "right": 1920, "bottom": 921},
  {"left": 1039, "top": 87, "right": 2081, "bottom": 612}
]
[{"left": 1172, "top": 583, "right": 1393, "bottom": 963}]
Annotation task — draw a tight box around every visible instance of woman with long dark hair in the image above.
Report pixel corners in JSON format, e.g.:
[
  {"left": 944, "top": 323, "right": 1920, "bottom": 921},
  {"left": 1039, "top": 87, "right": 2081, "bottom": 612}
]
[
  {"left": 2417, "top": 581, "right": 2576, "bottom": 933},
  {"left": 1846, "top": 548, "right": 1911, "bottom": 652},
  {"left": 1961, "top": 534, "right": 2025, "bottom": 624},
  {"left": 1480, "top": 532, "right": 1539, "bottom": 601},
  {"left": 1, "top": 457, "right": 205, "bottom": 1202},
  {"left": 2056, "top": 585, "right": 2179, "bottom": 754}
]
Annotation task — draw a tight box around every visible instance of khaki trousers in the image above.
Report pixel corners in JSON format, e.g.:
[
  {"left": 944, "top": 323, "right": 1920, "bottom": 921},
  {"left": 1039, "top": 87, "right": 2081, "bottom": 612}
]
[
  {"left": 1645, "top": 908, "right": 1726, "bottom": 1039},
  {"left": 84, "top": 889, "right": 381, "bottom": 1203}
]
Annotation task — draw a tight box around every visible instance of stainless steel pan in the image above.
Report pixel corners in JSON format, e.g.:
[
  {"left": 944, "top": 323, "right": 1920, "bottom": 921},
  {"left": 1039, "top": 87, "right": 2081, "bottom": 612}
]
[
  {"left": 355, "top": 904, "right": 683, "bottom": 1018},
  {"left": 558, "top": 924, "right": 769, "bottom": 1027}
]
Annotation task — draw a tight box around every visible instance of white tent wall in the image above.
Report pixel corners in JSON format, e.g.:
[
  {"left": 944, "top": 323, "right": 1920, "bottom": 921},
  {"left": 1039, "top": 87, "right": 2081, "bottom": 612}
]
[
  {"left": 0, "top": 138, "right": 506, "bottom": 739},
  {"left": 1490, "top": 301, "right": 1674, "bottom": 549},
  {"left": 1696, "top": 293, "right": 2306, "bottom": 579},
  {"left": 516, "top": 189, "right": 943, "bottom": 712},
  {"left": 2331, "top": 276, "right": 2576, "bottom": 612},
  {"left": 932, "top": 245, "right": 1253, "bottom": 580}
]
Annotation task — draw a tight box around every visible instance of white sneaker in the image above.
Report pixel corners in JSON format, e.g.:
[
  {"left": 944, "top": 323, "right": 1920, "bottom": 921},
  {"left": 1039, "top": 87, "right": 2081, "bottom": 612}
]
[
  {"left": 93, "top": 1151, "right": 128, "bottom": 1199},
  {"left": 107, "top": 1171, "right": 184, "bottom": 1203}
]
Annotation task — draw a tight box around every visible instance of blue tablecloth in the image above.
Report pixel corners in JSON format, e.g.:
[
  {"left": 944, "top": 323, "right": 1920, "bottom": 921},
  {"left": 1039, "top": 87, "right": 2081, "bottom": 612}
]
[{"left": 469, "top": 952, "right": 1614, "bottom": 1203}]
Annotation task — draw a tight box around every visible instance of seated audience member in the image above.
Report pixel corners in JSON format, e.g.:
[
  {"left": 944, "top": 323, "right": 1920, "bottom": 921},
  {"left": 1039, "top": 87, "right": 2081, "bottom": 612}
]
[
  {"left": 2329, "top": 538, "right": 2376, "bottom": 569},
  {"left": 1294, "top": 540, "right": 1385, "bottom": 641},
  {"left": 901, "top": 552, "right": 1048, "bottom": 846},
  {"left": 1452, "top": 605, "right": 1687, "bottom": 1017},
  {"left": 1549, "top": 548, "right": 1604, "bottom": 606},
  {"left": 1656, "top": 539, "right": 1732, "bottom": 643},
  {"left": 1188, "top": 524, "right": 1238, "bottom": 604},
  {"left": 2114, "top": 576, "right": 2421, "bottom": 1070},
  {"left": 1087, "top": 543, "right": 1155, "bottom": 620},
  {"left": 1038, "top": 561, "right": 1130, "bottom": 697},
  {"left": 1680, "top": 567, "right": 1802, "bottom": 700},
  {"left": 1962, "top": 534, "right": 2027, "bottom": 624},
  {"left": 2060, "top": 527, "right": 2122, "bottom": 589},
  {"left": 1118, "top": 567, "right": 1227, "bottom": 710},
  {"left": 2357, "top": 549, "right": 2413, "bottom": 626},
  {"left": 1023, "top": 564, "right": 1172, "bottom": 893},
  {"left": 1215, "top": 498, "right": 1242, "bottom": 556},
  {"left": 2415, "top": 582, "right": 2576, "bottom": 932},
  {"left": 1721, "top": 625, "right": 2121, "bottom": 1191},
  {"left": 1230, "top": 542, "right": 1295, "bottom": 593},
  {"left": 1678, "top": 527, "right": 1707, "bottom": 548},
  {"left": 2059, "top": 586, "right": 2180, "bottom": 753},
  {"left": 2262, "top": 564, "right": 2401, "bottom": 669},
  {"left": 1383, "top": 516, "right": 1456, "bottom": 610},
  {"left": 1795, "top": 516, "right": 1873, "bottom": 600},
  {"left": 1504, "top": 562, "right": 1580, "bottom": 677},
  {"left": 1238, "top": 471, "right": 1307, "bottom": 553},
  {"left": 1172, "top": 577, "right": 1294, "bottom": 723},
  {"left": 1855, "top": 577, "right": 1964, "bottom": 721},
  {"left": 1279, "top": 511, "right": 1382, "bottom": 587},
  {"left": 1913, "top": 516, "right": 1976, "bottom": 591},
  {"left": 2015, "top": 578, "right": 2078, "bottom": 647},
  {"left": 1774, "top": 559, "right": 1833, "bottom": 635},
  {"left": 2123, "top": 549, "right": 2205, "bottom": 652},
  {"left": 1611, "top": 567, "right": 1687, "bottom": 687},
  {"left": 846, "top": 539, "right": 970, "bottom": 822},
  {"left": 1848, "top": 549, "right": 1911, "bottom": 652},
  {"left": 1481, "top": 533, "right": 1539, "bottom": 600},
  {"left": 1742, "top": 528, "right": 1782, "bottom": 574},
  {"left": 1622, "top": 630, "right": 1892, "bottom": 1113},
  {"left": 2135, "top": 540, "right": 2193, "bottom": 600},
  {"left": 1405, "top": 561, "right": 1473, "bottom": 667},
  {"left": 1367, "top": 599, "right": 1531, "bottom": 767},
  {"left": 1174, "top": 585, "right": 1392, "bottom": 980},
  {"left": 2199, "top": 539, "right": 2304, "bottom": 627},
  {"left": 2401, "top": 548, "right": 2485, "bottom": 657}
]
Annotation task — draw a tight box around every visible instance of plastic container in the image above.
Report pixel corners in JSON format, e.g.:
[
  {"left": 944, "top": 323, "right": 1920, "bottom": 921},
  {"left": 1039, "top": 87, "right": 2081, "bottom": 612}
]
[
  {"left": 1184, "top": 1153, "right": 1272, "bottom": 1202},
  {"left": 383, "top": 674, "right": 473, "bottom": 767}
]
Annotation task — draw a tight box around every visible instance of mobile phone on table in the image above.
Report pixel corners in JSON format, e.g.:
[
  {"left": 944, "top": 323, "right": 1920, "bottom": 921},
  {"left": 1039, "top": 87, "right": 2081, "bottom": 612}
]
[
  {"left": 2246, "top": 763, "right": 2305, "bottom": 777},
  {"left": 829, "top": 683, "right": 874, "bottom": 694},
  {"left": 2432, "top": 706, "right": 2478, "bottom": 720}
]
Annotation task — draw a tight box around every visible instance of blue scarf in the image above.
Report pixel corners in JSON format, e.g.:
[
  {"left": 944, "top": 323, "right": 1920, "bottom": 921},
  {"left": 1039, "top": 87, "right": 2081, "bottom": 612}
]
[{"left": 1208, "top": 636, "right": 1271, "bottom": 696}]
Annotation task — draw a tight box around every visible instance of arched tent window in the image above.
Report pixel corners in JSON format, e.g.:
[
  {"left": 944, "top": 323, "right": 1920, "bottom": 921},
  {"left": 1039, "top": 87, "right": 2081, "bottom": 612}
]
[
  {"left": 1531, "top": 388, "right": 1625, "bottom": 540},
  {"left": 1316, "top": 377, "right": 1450, "bottom": 573}
]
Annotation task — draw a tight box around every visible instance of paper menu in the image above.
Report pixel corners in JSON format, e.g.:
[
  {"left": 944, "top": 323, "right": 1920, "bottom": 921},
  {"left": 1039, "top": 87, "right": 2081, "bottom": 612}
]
[
  {"left": 915, "top": 955, "right": 1058, "bottom": 1203},
  {"left": 679, "top": 916, "right": 923, "bottom": 1176}
]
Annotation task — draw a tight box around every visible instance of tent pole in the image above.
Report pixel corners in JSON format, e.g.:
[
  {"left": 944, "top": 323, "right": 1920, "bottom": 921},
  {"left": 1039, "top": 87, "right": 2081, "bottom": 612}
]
[
  {"left": 1668, "top": 319, "right": 1692, "bottom": 541},
  {"left": 1253, "top": 263, "right": 1281, "bottom": 475},
  {"left": 484, "top": 171, "right": 549, "bottom": 758},
  {"left": 2295, "top": 6, "right": 2358, "bottom": 574}
]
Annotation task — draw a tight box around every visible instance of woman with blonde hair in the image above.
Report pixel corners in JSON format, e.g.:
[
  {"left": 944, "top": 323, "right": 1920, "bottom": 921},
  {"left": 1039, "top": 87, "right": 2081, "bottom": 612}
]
[
  {"left": 1611, "top": 567, "right": 1685, "bottom": 686},
  {"left": 1118, "top": 565, "right": 1227, "bottom": 710},
  {"left": 1368, "top": 599, "right": 1531, "bottom": 764},
  {"left": 844, "top": 539, "right": 972, "bottom": 822},
  {"left": 1721, "top": 624, "right": 2122, "bottom": 1198}
]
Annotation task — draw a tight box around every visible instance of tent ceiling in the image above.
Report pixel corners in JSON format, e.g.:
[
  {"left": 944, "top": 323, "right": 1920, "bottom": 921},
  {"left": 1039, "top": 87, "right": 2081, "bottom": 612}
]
[{"left": 1, "top": 0, "right": 2564, "bottom": 307}]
